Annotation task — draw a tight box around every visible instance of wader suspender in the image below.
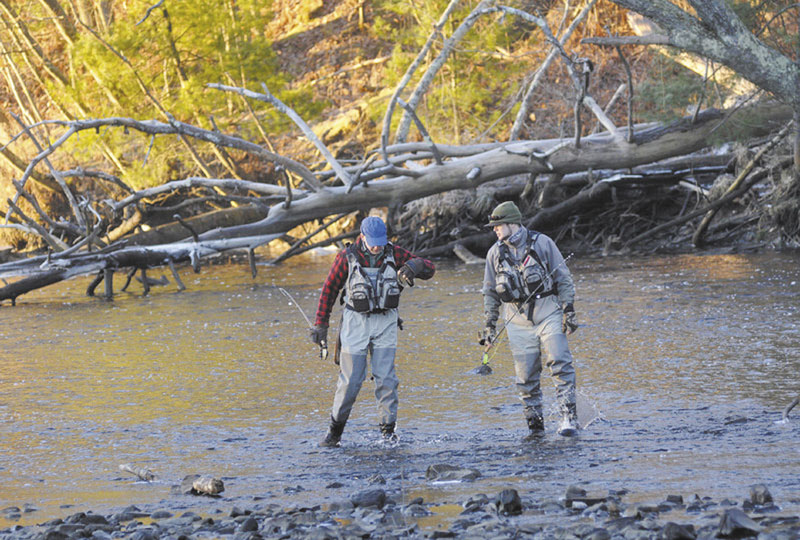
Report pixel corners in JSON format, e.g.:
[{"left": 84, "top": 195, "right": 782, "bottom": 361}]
[{"left": 337, "top": 242, "right": 353, "bottom": 308}]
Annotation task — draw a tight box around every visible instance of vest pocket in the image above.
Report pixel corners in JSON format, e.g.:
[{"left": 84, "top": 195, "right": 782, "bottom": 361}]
[
  {"left": 349, "top": 286, "right": 372, "bottom": 312},
  {"left": 496, "top": 269, "right": 522, "bottom": 302},
  {"left": 381, "top": 279, "right": 401, "bottom": 309}
]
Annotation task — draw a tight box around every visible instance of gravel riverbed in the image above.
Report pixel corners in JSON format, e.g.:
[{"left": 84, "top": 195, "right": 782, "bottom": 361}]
[{"left": 2, "top": 479, "right": 798, "bottom": 539}]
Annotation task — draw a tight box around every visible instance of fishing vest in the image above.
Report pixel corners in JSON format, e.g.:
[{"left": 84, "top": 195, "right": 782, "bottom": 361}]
[
  {"left": 494, "top": 232, "right": 555, "bottom": 306},
  {"left": 344, "top": 243, "right": 401, "bottom": 313}
]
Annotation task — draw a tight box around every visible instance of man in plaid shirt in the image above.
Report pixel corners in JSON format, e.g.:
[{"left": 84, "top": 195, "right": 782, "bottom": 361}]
[{"left": 310, "top": 216, "right": 435, "bottom": 447}]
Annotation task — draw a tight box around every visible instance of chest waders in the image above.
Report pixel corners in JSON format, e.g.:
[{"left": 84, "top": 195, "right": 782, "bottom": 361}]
[
  {"left": 328, "top": 244, "right": 402, "bottom": 443},
  {"left": 479, "top": 252, "right": 572, "bottom": 373},
  {"left": 497, "top": 239, "right": 577, "bottom": 436}
]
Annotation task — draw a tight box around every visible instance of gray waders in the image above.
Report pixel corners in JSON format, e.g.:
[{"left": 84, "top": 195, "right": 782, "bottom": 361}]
[
  {"left": 505, "top": 305, "right": 576, "bottom": 427},
  {"left": 330, "top": 307, "right": 399, "bottom": 431}
]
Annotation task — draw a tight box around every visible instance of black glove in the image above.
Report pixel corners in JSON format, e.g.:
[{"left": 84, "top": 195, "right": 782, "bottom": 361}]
[
  {"left": 562, "top": 304, "right": 578, "bottom": 335},
  {"left": 310, "top": 324, "right": 328, "bottom": 346},
  {"left": 478, "top": 324, "right": 496, "bottom": 346},
  {"left": 398, "top": 265, "right": 415, "bottom": 287},
  {"left": 398, "top": 258, "right": 425, "bottom": 287}
]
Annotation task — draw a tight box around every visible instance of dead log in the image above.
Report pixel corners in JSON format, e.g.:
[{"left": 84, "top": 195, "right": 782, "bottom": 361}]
[
  {"left": 196, "top": 105, "right": 788, "bottom": 246},
  {"left": 419, "top": 182, "right": 612, "bottom": 257},
  {"left": 452, "top": 243, "right": 485, "bottom": 264},
  {"left": 693, "top": 121, "right": 794, "bottom": 246},
  {"left": 122, "top": 204, "right": 270, "bottom": 247},
  {"left": 0, "top": 234, "right": 279, "bottom": 304},
  {"left": 0, "top": 99, "right": 791, "bottom": 302},
  {"left": 625, "top": 157, "right": 794, "bottom": 248},
  {"left": 119, "top": 463, "right": 155, "bottom": 482}
]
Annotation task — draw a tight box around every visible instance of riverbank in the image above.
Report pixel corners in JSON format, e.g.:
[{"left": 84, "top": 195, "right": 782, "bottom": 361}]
[{"left": 2, "top": 480, "right": 799, "bottom": 539}]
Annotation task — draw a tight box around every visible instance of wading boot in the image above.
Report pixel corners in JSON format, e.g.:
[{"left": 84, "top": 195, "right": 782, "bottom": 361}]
[
  {"left": 319, "top": 416, "right": 346, "bottom": 448},
  {"left": 379, "top": 422, "right": 398, "bottom": 443},
  {"left": 557, "top": 403, "right": 579, "bottom": 437},
  {"left": 523, "top": 413, "right": 545, "bottom": 441}
]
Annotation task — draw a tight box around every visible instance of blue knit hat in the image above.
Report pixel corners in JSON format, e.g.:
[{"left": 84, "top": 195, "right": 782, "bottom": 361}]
[{"left": 360, "top": 216, "right": 387, "bottom": 247}]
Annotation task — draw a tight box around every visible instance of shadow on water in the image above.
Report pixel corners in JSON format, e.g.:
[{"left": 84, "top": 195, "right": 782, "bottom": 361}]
[{"left": 1, "top": 250, "right": 799, "bottom": 529}]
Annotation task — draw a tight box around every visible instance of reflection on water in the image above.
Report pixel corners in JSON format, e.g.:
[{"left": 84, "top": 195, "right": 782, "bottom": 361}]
[{"left": 1, "top": 251, "right": 799, "bottom": 528}]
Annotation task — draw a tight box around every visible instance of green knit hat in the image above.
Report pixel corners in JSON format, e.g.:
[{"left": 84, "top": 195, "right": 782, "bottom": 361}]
[{"left": 486, "top": 201, "right": 522, "bottom": 226}]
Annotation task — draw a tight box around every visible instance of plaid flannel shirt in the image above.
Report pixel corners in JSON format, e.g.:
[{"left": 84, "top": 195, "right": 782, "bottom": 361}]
[{"left": 314, "top": 237, "right": 435, "bottom": 327}]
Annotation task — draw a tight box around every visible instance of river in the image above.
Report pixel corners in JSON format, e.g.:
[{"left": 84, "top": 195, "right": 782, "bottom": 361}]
[{"left": 1, "top": 250, "right": 798, "bottom": 529}]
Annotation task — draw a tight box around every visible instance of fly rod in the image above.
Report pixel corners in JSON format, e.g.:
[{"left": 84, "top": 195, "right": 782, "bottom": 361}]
[
  {"left": 476, "top": 253, "right": 573, "bottom": 373},
  {"left": 279, "top": 287, "right": 328, "bottom": 361}
]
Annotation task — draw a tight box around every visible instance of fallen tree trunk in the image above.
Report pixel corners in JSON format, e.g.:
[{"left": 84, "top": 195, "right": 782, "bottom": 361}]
[
  {"left": 0, "top": 234, "right": 279, "bottom": 304},
  {"left": 196, "top": 103, "right": 789, "bottom": 242},
  {"left": 418, "top": 182, "right": 613, "bottom": 258},
  {"left": 0, "top": 99, "right": 791, "bottom": 304}
]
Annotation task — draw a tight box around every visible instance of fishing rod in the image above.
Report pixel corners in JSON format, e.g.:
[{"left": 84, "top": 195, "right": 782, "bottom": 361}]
[
  {"left": 477, "top": 253, "right": 574, "bottom": 371},
  {"left": 279, "top": 287, "right": 328, "bottom": 361}
]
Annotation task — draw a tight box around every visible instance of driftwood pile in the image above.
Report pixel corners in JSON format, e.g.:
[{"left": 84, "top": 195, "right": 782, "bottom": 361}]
[
  {"left": 0, "top": 107, "right": 793, "bottom": 305},
  {"left": 1, "top": 0, "right": 797, "bottom": 304}
]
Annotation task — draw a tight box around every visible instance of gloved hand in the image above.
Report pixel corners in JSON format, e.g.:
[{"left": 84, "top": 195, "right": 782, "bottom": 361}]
[
  {"left": 397, "top": 258, "right": 425, "bottom": 287},
  {"left": 562, "top": 304, "right": 578, "bottom": 335},
  {"left": 478, "top": 325, "right": 496, "bottom": 346},
  {"left": 310, "top": 324, "right": 328, "bottom": 346},
  {"left": 397, "top": 265, "right": 415, "bottom": 287}
]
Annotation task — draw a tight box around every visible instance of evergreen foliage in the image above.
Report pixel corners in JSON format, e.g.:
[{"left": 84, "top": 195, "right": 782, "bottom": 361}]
[
  {"left": 0, "top": 0, "right": 796, "bottom": 192},
  {"left": 66, "top": 0, "right": 305, "bottom": 187},
  {"left": 369, "top": 0, "right": 543, "bottom": 144},
  {"left": 1, "top": 0, "right": 327, "bottom": 190}
]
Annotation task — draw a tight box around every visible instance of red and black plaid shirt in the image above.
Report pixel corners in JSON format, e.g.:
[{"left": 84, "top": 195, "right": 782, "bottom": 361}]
[{"left": 314, "top": 237, "right": 435, "bottom": 326}]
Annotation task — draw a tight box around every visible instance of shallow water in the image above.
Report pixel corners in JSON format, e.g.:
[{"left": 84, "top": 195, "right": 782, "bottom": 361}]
[{"left": 1, "top": 250, "right": 799, "bottom": 528}]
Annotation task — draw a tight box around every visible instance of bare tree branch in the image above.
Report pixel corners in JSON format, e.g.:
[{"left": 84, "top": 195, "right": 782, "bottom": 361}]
[
  {"left": 207, "top": 83, "right": 340, "bottom": 190},
  {"left": 380, "top": 0, "right": 461, "bottom": 160},
  {"left": 110, "top": 177, "right": 307, "bottom": 214},
  {"left": 511, "top": 0, "right": 597, "bottom": 140},
  {"left": 605, "top": 0, "right": 799, "bottom": 103},
  {"left": 693, "top": 120, "right": 794, "bottom": 246},
  {"left": 10, "top": 112, "right": 87, "bottom": 230},
  {"left": 627, "top": 157, "right": 795, "bottom": 248},
  {"left": 582, "top": 35, "right": 670, "bottom": 46},
  {"left": 395, "top": 0, "right": 495, "bottom": 144},
  {"left": 5, "top": 197, "right": 68, "bottom": 251},
  {"left": 10, "top": 116, "right": 323, "bottom": 194}
]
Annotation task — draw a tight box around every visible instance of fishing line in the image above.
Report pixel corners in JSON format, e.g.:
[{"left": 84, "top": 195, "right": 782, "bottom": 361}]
[{"left": 279, "top": 287, "right": 328, "bottom": 361}]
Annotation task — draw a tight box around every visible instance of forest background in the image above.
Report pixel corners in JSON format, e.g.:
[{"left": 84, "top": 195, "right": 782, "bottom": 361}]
[{"left": 0, "top": 0, "right": 798, "bottom": 302}]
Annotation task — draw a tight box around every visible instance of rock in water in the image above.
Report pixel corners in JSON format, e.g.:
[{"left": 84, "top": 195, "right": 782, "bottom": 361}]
[
  {"left": 495, "top": 489, "right": 522, "bottom": 515},
  {"left": 180, "top": 474, "right": 224, "bottom": 496},
  {"left": 425, "top": 463, "right": 481, "bottom": 482},
  {"left": 193, "top": 476, "right": 224, "bottom": 495},
  {"left": 749, "top": 484, "right": 773, "bottom": 505},
  {"left": 660, "top": 522, "right": 696, "bottom": 540},
  {"left": 350, "top": 489, "right": 387, "bottom": 509},
  {"left": 717, "top": 508, "right": 760, "bottom": 537},
  {"left": 470, "top": 364, "right": 493, "bottom": 375}
]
